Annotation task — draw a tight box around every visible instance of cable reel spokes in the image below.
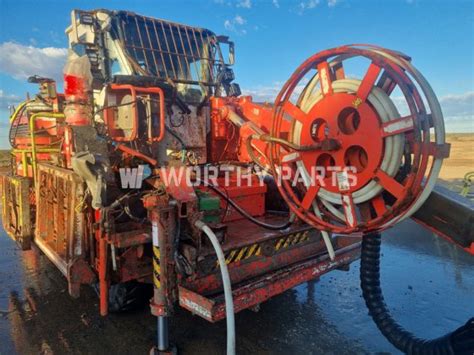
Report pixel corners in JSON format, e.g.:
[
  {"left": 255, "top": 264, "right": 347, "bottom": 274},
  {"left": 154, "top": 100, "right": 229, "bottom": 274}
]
[{"left": 270, "top": 44, "right": 449, "bottom": 234}]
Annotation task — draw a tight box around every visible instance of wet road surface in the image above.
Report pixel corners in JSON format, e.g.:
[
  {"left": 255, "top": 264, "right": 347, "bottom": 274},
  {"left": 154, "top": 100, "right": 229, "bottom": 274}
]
[{"left": 0, "top": 218, "right": 473, "bottom": 354}]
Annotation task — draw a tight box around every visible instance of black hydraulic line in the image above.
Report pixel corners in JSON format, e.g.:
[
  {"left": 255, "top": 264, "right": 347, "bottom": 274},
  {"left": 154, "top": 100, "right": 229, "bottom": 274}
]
[
  {"left": 165, "top": 126, "right": 187, "bottom": 150},
  {"left": 94, "top": 100, "right": 141, "bottom": 116},
  {"left": 245, "top": 135, "right": 270, "bottom": 172},
  {"left": 360, "top": 232, "right": 474, "bottom": 355},
  {"left": 196, "top": 179, "right": 292, "bottom": 231}
]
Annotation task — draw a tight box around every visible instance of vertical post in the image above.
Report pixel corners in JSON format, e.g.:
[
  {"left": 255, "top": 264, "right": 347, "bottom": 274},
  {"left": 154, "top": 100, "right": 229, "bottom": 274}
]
[
  {"left": 151, "top": 211, "right": 168, "bottom": 351},
  {"left": 149, "top": 204, "right": 177, "bottom": 354},
  {"left": 95, "top": 209, "right": 108, "bottom": 316}
]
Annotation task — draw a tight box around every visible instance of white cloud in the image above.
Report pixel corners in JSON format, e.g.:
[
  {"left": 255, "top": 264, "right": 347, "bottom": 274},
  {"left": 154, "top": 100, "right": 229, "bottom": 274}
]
[
  {"left": 327, "top": 0, "right": 339, "bottom": 7},
  {"left": 234, "top": 15, "right": 245, "bottom": 25},
  {"left": 237, "top": 0, "right": 252, "bottom": 8},
  {"left": 242, "top": 84, "right": 280, "bottom": 103},
  {"left": 298, "top": 0, "right": 320, "bottom": 12},
  {"left": 272, "top": 0, "right": 280, "bottom": 8},
  {"left": 0, "top": 42, "right": 67, "bottom": 82},
  {"left": 242, "top": 80, "right": 309, "bottom": 103},
  {"left": 224, "top": 15, "right": 247, "bottom": 35},
  {"left": 391, "top": 91, "right": 474, "bottom": 121},
  {"left": 0, "top": 90, "right": 22, "bottom": 109},
  {"left": 439, "top": 91, "right": 474, "bottom": 117}
]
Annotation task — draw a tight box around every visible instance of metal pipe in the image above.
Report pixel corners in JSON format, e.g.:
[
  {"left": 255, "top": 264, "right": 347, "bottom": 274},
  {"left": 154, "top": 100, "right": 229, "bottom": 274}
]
[
  {"left": 116, "top": 143, "right": 158, "bottom": 166},
  {"left": 9, "top": 101, "right": 29, "bottom": 123},
  {"left": 157, "top": 316, "right": 169, "bottom": 351},
  {"left": 95, "top": 209, "right": 108, "bottom": 316},
  {"left": 149, "top": 207, "right": 175, "bottom": 352}
]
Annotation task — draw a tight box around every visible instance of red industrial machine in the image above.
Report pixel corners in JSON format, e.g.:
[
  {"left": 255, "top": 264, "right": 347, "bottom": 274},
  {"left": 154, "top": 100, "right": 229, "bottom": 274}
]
[{"left": 1, "top": 9, "right": 473, "bottom": 355}]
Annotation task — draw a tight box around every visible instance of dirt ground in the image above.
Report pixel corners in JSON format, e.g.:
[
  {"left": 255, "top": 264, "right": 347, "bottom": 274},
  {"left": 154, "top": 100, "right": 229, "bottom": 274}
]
[{"left": 438, "top": 133, "right": 474, "bottom": 182}]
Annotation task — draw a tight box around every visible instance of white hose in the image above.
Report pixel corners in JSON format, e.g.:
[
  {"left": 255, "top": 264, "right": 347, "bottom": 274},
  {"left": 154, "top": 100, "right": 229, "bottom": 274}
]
[
  {"left": 195, "top": 220, "right": 236, "bottom": 355},
  {"left": 275, "top": 47, "right": 446, "bottom": 233},
  {"left": 297, "top": 160, "right": 336, "bottom": 260}
]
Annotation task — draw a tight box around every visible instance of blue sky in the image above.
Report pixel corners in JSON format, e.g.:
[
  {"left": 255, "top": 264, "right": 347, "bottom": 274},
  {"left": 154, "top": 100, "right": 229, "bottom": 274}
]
[{"left": 0, "top": 0, "right": 473, "bottom": 148}]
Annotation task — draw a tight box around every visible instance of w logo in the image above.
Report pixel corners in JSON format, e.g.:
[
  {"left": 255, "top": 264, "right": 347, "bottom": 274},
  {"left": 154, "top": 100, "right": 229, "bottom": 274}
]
[{"left": 119, "top": 165, "right": 145, "bottom": 189}]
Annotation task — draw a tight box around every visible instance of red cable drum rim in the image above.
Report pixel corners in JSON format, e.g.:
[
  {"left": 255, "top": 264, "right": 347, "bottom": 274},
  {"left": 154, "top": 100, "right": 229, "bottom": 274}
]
[{"left": 269, "top": 44, "right": 440, "bottom": 234}]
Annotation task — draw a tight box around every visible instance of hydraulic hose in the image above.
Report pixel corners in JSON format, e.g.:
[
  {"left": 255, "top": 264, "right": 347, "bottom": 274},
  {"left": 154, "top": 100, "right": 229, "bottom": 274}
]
[
  {"left": 195, "top": 220, "right": 236, "bottom": 355},
  {"left": 196, "top": 179, "right": 293, "bottom": 230},
  {"left": 360, "top": 232, "right": 474, "bottom": 354}
]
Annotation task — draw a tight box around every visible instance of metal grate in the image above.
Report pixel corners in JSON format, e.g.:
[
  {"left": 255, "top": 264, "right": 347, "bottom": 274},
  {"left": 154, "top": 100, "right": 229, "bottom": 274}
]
[{"left": 116, "top": 12, "right": 222, "bottom": 86}]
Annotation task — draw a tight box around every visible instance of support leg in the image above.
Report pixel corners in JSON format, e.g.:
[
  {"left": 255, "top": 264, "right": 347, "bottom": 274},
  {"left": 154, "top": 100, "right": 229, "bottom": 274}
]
[
  {"left": 157, "top": 316, "right": 169, "bottom": 351},
  {"left": 147, "top": 204, "right": 177, "bottom": 354}
]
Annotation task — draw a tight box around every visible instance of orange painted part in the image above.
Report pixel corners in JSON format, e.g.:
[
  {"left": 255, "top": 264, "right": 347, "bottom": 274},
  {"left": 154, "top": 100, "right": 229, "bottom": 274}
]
[
  {"left": 14, "top": 136, "right": 58, "bottom": 146},
  {"left": 95, "top": 210, "right": 108, "bottom": 316},
  {"left": 237, "top": 123, "right": 267, "bottom": 163},
  {"left": 468, "top": 243, "right": 474, "bottom": 255},
  {"left": 15, "top": 163, "right": 33, "bottom": 177},
  {"left": 158, "top": 167, "right": 197, "bottom": 203},
  {"left": 209, "top": 97, "right": 240, "bottom": 162},
  {"left": 63, "top": 126, "right": 73, "bottom": 169},
  {"left": 265, "top": 44, "right": 436, "bottom": 234},
  {"left": 296, "top": 92, "right": 384, "bottom": 194},
  {"left": 179, "top": 241, "right": 361, "bottom": 322},
  {"left": 204, "top": 176, "right": 267, "bottom": 222},
  {"left": 209, "top": 96, "right": 291, "bottom": 164},
  {"left": 116, "top": 144, "right": 158, "bottom": 166},
  {"left": 34, "top": 117, "right": 62, "bottom": 135},
  {"left": 99, "top": 236, "right": 108, "bottom": 317},
  {"left": 104, "top": 84, "right": 165, "bottom": 142},
  {"left": 64, "top": 103, "right": 91, "bottom": 126}
]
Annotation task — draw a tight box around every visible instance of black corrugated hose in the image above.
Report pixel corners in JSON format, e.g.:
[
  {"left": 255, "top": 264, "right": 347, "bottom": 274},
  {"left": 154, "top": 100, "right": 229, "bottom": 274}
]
[{"left": 360, "top": 232, "right": 474, "bottom": 355}]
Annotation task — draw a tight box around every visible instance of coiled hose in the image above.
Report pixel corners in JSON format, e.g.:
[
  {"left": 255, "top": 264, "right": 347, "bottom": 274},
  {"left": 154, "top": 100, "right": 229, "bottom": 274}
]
[{"left": 360, "top": 232, "right": 474, "bottom": 354}]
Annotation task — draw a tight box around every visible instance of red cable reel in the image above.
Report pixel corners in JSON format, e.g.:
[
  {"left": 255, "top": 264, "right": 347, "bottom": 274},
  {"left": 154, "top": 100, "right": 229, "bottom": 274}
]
[{"left": 270, "top": 44, "right": 449, "bottom": 234}]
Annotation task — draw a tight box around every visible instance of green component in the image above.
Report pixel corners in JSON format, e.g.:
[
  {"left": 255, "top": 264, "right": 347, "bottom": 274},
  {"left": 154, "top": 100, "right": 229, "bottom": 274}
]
[
  {"left": 196, "top": 190, "right": 221, "bottom": 211},
  {"left": 196, "top": 190, "right": 221, "bottom": 223}
]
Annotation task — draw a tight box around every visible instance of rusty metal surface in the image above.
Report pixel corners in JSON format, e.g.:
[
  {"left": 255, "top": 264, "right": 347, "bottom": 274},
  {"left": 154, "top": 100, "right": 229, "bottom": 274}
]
[
  {"left": 0, "top": 174, "right": 32, "bottom": 250},
  {"left": 185, "top": 221, "right": 360, "bottom": 295},
  {"left": 35, "top": 164, "right": 86, "bottom": 264},
  {"left": 149, "top": 206, "right": 178, "bottom": 317},
  {"left": 109, "top": 228, "right": 152, "bottom": 248},
  {"left": 179, "top": 240, "right": 361, "bottom": 322},
  {"left": 209, "top": 215, "right": 314, "bottom": 252},
  {"left": 34, "top": 163, "right": 93, "bottom": 297}
]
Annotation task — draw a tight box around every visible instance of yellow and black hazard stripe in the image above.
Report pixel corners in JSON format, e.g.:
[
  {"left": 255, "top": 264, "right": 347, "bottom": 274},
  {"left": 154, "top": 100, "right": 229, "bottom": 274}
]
[
  {"left": 275, "top": 231, "right": 310, "bottom": 251},
  {"left": 223, "top": 243, "right": 262, "bottom": 265},
  {"left": 217, "top": 230, "right": 311, "bottom": 268},
  {"left": 153, "top": 245, "right": 161, "bottom": 289}
]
